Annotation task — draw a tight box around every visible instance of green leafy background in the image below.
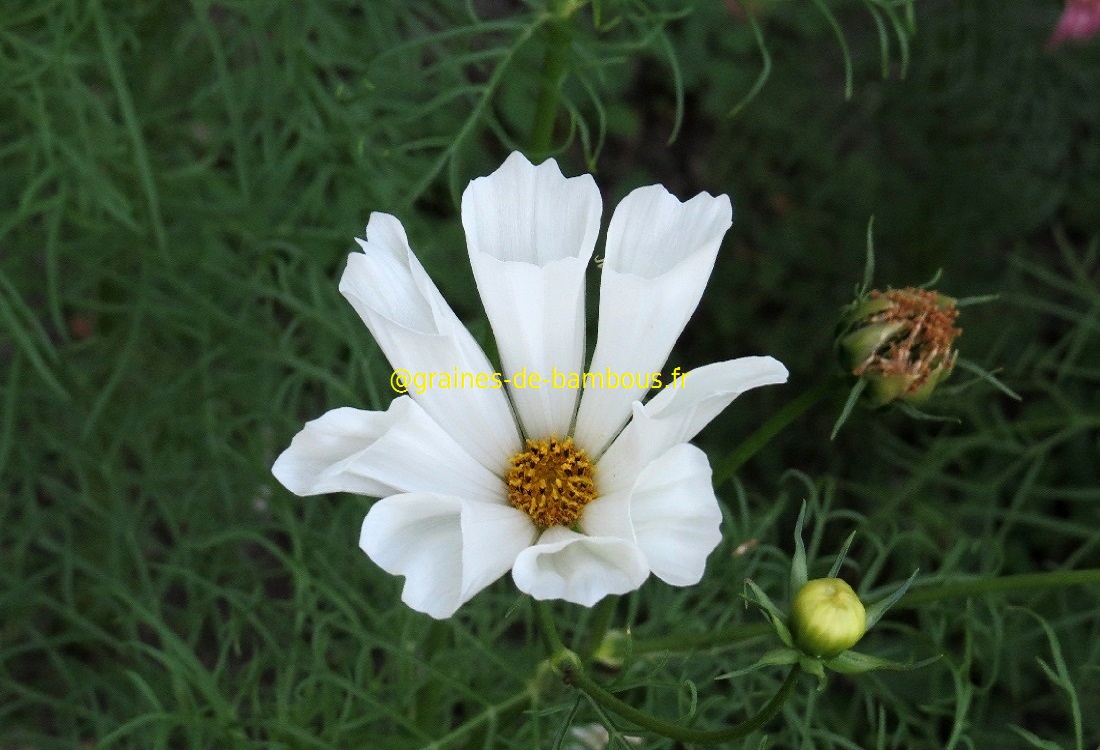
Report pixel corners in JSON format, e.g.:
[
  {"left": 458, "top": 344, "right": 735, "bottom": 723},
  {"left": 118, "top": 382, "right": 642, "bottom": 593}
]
[{"left": 2, "top": 0, "right": 1098, "bottom": 747}]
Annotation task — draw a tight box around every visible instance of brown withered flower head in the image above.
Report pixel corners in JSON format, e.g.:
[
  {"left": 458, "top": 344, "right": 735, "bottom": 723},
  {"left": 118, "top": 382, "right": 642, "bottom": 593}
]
[{"left": 839, "top": 287, "right": 961, "bottom": 407}]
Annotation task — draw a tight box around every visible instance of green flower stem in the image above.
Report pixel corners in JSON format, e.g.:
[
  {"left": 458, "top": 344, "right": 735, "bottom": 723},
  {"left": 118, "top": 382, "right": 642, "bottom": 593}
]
[
  {"left": 578, "top": 595, "right": 618, "bottom": 663},
  {"left": 422, "top": 689, "right": 531, "bottom": 750},
  {"left": 713, "top": 378, "right": 836, "bottom": 486},
  {"left": 535, "top": 602, "right": 798, "bottom": 742},
  {"left": 561, "top": 659, "right": 801, "bottom": 744},
  {"left": 529, "top": 16, "right": 570, "bottom": 155},
  {"left": 894, "top": 569, "right": 1100, "bottom": 608},
  {"left": 629, "top": 622, "right": 772, "bottom": 655},
  {"left": 534, "top": 599, "right": 566, "bottom": 657}
]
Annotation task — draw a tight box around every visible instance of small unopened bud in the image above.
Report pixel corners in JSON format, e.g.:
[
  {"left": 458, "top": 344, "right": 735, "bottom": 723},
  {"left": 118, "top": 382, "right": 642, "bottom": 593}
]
[
  {"left": 839, "top": 287, "right": 961, "bottom": 407},
  {"left": 591, "top": 629, "right": 627, "bottom": 671},
  {"left": 791, "top": 578, "right": 867, "bottom": 658}
]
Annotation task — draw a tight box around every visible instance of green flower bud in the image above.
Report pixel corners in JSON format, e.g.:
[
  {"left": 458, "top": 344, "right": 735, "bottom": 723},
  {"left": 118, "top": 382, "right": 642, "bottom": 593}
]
[
  {"left": 838, "top": 287, "right": 961, "bottom": 407},
  {"left": 591, "top": 629, "right": 627, "bottom": 671},
  {"left": 791, "top": 578, "right": 867, "bottom": 658}
]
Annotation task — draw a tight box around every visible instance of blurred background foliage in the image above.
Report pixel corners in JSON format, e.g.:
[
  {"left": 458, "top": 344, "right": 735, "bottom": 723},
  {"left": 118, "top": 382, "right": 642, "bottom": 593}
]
[{"left": 1, "top": 0, "right": 1098, "bottom": 747}]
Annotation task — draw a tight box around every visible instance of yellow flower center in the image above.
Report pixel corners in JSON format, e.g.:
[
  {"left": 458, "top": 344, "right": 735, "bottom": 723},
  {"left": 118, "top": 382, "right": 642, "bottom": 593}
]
[{"left": 506, "top": 437, "right": 596, "bottom": 528}]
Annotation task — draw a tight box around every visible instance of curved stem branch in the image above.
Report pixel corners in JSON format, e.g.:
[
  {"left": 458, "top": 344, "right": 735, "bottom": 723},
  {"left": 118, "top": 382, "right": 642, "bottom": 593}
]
[
  {"left": 895, "top": 569, "right": 1100, "bottom": 608},
  {"left": 535, "top": 600, "right": 799, "bottom": 742},
  {"left": 422, "top": 690, "right": 531, "bottom": 750},
  {"left": 629, "top": 622, "right": 772, "bottom": 656},
  {"left": 565, "top": 663, "right": 800, "bottom": 743},
  {"left": 534, "top": 599, "right": 566, "bottom": 656}
]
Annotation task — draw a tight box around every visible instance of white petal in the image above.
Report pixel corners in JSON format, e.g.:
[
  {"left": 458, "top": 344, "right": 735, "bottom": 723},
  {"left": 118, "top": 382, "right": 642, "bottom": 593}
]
[
  {"left": 573, "top": 186, "right": 733, "bottom": 454},
  {"left": 271, "top": 397, "right": 503, "bottom": 502},
  {"left": 511, "top": 526, "right": 648, "bottom": 606},
  {"left": 586, "top": 444, "right": 721, "bottom": 587},
  {"left": 360, "top": 493, "right": 537, "bottom": 619},
  {"left": 597, "top": 357, "right": 788, "bottom": 495},
  {"left": 574, "top": 493, "right": 633, "bottom": 546},
  {"left": 462, "top": 152, "right": 601, "bottom": 438},
  {"left": 340, "top": 212, "right": 520, "bottom": 472}
]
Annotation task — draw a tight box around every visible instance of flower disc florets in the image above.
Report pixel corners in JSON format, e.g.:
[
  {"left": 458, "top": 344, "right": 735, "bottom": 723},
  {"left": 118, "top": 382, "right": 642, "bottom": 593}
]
[
  {"left": 841, "top": 287, "right": 961, "bottom": 406},
  {"left": 507, "top": 438, "right": 596, "bottom": 529}
]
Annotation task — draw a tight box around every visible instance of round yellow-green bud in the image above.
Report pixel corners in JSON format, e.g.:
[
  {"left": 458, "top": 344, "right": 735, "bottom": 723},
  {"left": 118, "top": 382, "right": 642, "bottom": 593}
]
[
  {"left": 791, "top": 578, "right": 867, "bottom": 658},
  {"left": 591, "top": 629, "right": 628, "bottom": 672}
]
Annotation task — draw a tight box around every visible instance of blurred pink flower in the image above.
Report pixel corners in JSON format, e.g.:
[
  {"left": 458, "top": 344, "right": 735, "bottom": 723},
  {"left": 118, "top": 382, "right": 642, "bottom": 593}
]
[{"left": 1048, "top": 0, "right": 1100, "bottom": 48}]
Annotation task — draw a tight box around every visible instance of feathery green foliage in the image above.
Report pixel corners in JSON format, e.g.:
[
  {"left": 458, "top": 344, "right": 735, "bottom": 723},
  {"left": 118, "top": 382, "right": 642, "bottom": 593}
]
[{"left": 2, "top": 0, "right": 1098, "bottom": 748}]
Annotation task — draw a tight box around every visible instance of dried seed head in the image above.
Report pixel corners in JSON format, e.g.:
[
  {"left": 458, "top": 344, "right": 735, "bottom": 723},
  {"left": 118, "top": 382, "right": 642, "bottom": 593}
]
[{"left": 840, "top": 287, "right": 961, "bottom": 406}]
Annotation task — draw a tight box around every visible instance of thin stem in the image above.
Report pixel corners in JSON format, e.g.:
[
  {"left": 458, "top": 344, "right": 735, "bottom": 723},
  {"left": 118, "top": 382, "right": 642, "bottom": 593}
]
[
  {"left": 564, "top": 663, "right": 800, "bottom": 743},
  {"left": 895, "top": 569, "right": 1100, "bottom": 608},
  {"left": 421, "top": 690, "right": 531, "bottom": 750},
  {"left": 534, "top": 599, "right": 566, "bottom": 656},
  {"left": 629, "top": 622, "right": 772, "bottom": 655},
  {"left": 713, "top": 378, "right": 835, "bottom": 486},
  {"left": 529, "top": 17, "right": 570, "bottom": 155},
  {"left": 577, "top": 595, "right": 617, "bottom": 664}
]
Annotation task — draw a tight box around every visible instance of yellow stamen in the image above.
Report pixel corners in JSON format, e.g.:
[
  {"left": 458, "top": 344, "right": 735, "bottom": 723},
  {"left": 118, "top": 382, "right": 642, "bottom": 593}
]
[{"left": 506, "top": 437, "right": 596, "bottom": 528}]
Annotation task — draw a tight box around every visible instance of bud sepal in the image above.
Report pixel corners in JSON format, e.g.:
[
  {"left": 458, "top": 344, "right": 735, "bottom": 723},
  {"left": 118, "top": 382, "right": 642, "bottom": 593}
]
[
  {"left": 825, "top": 648, "right": 932, "bottom": 675},
  {"left": 738, "top": 502, "right": 926, "bottom": 689}
]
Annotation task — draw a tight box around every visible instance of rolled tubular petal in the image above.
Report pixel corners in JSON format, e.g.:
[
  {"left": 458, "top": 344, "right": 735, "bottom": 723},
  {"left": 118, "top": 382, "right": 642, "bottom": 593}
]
[
  {"left": 462, "top": 152, "right": 601, "bottom": 438},
  {"left": 360, "top": 493, "right": 537, "bottom": 619},
  {"left": 597, "top": 356, "right": 788, "bottom": 495},
  {"left": 340, "top": 212, "right": 521, "bottom": 473},
  {"left": 274, "top": 152, "right": 792, "bottom": 618},
  {"left": 271, "top": 397, "right": 503, "bottom": 502},
  {"left": 586, "top": 444, "right": 721, "bottom": 587},
  {"left": 574, "top": 186, "right": 734, "bottom": 454},
  {"left": 511, "top": 526, "right": 649, "bottom": 606}
]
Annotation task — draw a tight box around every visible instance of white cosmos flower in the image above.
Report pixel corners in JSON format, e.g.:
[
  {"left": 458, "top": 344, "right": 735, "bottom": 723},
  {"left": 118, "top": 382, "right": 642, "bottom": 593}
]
[{"left": 272, "top": 152, "right": 788, "bottom": 619}]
